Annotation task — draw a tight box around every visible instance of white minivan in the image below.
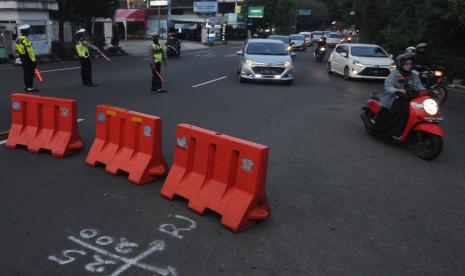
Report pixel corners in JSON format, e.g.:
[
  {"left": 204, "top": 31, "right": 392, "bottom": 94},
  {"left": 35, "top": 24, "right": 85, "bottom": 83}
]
[{"left": 327, "top": 43, "right": 397, "bottom": 80}]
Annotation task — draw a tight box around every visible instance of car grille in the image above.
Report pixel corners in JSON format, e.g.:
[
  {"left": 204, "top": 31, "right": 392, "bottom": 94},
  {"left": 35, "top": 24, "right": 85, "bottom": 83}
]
[
  {"left": 359, "top": 67, "right": 390, "bottom": 77},
  {"left": 253, "top": 67, "right": 285, "bottom": 76}
]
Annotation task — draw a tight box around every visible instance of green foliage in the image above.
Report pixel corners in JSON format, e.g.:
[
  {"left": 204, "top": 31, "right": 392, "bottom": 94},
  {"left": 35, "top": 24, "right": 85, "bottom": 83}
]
[
  {"left": 52, "top": 41, "right": 76, "bottom": 59},
  {"left": 355, "top": 0, "right": 465, "bottom": 79}
]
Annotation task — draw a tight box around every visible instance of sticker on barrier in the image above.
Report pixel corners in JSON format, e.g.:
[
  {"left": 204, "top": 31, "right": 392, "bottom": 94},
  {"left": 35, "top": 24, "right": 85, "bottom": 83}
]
[
  {"left": 6, "top": 93, "right": 83, "bottom": 157},
  {"left": 85, "top": 105, "right": 167, "bottom": 185},
  {"left": 160, "top": 124, "right": 270, "bottom": 233}
]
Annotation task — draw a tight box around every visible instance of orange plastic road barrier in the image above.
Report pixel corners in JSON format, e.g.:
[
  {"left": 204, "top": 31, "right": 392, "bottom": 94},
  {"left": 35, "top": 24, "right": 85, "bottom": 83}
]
[
  {"left": 160, "top": 124, "right": 270, "bottom": 233},
  {"left": 6, "top": 94, "right": 83, "bottom": 157},
  {"left": 86, "top": 105, "right": 167, "bottom": 185}
]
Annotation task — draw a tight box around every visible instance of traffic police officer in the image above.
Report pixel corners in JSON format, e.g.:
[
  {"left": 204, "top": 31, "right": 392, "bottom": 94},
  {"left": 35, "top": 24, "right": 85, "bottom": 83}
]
[
  {"left": 75, "top": 29, "right": 101, "bottom": 87},
  {"left": 15, "top": 24, "right": 38, "bottom": 92},
  {"left": 149, "top": 32, "right": 167, "bottom": 93}
]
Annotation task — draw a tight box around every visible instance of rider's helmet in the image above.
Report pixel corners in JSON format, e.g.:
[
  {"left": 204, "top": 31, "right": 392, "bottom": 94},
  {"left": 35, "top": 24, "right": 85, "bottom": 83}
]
[
  {"left": 396, "top": 53, "right": 416, "bottom": 69},
  {"left": 415, "top": 43, "right": 428, "bottom": 55},
  {"left": 405, "top": 46, "right": 416, "bottom": 54}
]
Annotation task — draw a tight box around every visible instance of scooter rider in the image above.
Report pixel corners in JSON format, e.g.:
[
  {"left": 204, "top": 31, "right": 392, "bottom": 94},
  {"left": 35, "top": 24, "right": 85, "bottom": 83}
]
[
  {"left": 375, "top": 53, "right": 426, "bottom": 137},
  {"left": 167, "top": 32, "right": 181, "bottom": 53},
  {"left": 414, "top": 43, "right": 433, "bottom": 72},
  {"left": 314, "top": 36, "right": 327, "bottom": 56}
]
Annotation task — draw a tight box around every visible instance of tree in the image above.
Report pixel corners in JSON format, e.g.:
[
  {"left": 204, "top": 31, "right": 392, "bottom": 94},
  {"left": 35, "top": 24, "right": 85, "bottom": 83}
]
[
  {"left": 246, "top": 0, "right": 297, "bottom": 34},
  {"left": 52, "top": 0, "right": 120, "bottom": 43}
]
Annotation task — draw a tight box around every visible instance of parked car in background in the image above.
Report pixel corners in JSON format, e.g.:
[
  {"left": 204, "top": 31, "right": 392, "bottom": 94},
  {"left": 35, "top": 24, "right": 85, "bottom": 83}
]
[
  {"left": 326, "top": 32, "right": 343, "bottom": 47},
  {"left": 327, "top": 43, "right": 396, "bottom": 80},
  {"left": 298, "top": 32, "right": 312, "bottom": 46},
  {"left": 290, "top": 34, "right": 307, "bottom": 51},
  {"left": 311, "top": 31, "right": 323, "bottom": 43},
  {"left": 237, "top": 39, "right": 294, "bottom": 85}
]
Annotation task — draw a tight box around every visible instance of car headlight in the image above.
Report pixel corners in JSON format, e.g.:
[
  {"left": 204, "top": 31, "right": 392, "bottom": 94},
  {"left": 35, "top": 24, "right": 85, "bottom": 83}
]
[
  {"left": 423, "top": 99, "right": 438, "bottom": 115},
  {"left": 319, "top": 47, "right": 325, "bottom": 51},
  {"left": 287, "top": 46, "right": 292, "bottom": 51},
  {"left": 353, "top": 61, "right": 365, "bottom": 67},
  {"left": 434, "top": 70, "right": 443, "bottom": 77},
  {"left": 389, "top": 62, "right": 397, "bottom": 70},
  {"left": 246, "top": 60, "right": 254, "bottom": 66},
  {"left": 283, "top": 61, "right": 292, "bottom": 68}
]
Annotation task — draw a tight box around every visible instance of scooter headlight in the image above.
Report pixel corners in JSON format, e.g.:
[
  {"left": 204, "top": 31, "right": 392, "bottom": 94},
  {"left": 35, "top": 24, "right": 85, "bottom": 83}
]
[
  {"left": 434, "top": 70, "right": 443, "bottom": 77},
  {"left": 423, "top": 99, "right": 438, "bottom": 115}
]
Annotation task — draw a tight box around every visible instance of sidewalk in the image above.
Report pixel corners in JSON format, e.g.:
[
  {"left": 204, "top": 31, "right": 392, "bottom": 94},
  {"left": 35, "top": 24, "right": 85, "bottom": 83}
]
[{"left": 119, "top": 39, "right": 208, "bottom": 56}]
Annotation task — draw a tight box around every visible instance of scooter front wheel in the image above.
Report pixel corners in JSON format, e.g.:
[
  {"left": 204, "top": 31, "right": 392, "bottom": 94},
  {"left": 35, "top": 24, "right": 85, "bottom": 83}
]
[
  {"left": 432, "top": 85, "right": 448, "bottom": 105},
  {"left": 412, "top": 131, "right": 443, "bottom": 160}
]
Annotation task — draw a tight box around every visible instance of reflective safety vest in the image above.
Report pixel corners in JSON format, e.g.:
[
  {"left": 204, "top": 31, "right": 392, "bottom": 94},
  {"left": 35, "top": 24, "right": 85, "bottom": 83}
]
[
  {"left": 15, "top": 35, "right": 36, "bottom": 62},
  {"left": 75, "top": 41, "right": 90, "bottom": 58},
  {"left": 151, "top": 42, "right": 163, "bottom": 63}
]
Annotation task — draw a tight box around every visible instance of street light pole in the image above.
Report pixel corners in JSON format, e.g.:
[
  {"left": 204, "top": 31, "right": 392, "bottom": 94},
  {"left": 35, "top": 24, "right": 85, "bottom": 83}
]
[{"left": 158, "top": 5, "right": 161, "bottom": 33}]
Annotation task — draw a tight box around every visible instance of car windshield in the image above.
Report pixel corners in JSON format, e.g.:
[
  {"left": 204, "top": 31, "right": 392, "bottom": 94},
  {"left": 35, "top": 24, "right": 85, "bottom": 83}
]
[
  {"left": 268, "top": 36, "right": 289, "bottom": 44},
  {"left": 290, "top": 35, "right": 304, "bottom": 40},
  {"left": 351, "top": 46, "right": 388, "bottom": 58},
  {"left": 300, "top": 34, "right": 310, "bottom": 38},
  {"left": 329, "top": 33, "right": 342, "bottom": 38},
  {"left": 246, "top": 42, "right": 288, "bottom": 55}
]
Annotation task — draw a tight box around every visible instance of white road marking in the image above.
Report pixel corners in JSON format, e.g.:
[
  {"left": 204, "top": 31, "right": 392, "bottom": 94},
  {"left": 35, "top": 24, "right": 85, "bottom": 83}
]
[
  {"left": 192, "top": 76, "right": 228, "bottom": 88},
  {"left": 40, "top": 67, "right": 81, "bottom": 73},
  {"left": 77, "top": 119, "right": 85, "bottom": 123},
  {"left": 224, "top": 54, "right": 237, "bottom": 58}
]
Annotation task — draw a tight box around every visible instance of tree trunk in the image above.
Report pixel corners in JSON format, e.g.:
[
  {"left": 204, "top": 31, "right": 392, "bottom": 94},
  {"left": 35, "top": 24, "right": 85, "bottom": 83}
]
[{"left": 58, "top": 0, "right": 66, "bottom": 43}]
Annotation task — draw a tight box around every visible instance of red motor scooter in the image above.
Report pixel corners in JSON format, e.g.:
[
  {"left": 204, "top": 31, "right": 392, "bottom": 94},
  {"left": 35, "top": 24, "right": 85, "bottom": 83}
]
[{"left": 361, "top": 79, "right": 444, "bottom": 160}]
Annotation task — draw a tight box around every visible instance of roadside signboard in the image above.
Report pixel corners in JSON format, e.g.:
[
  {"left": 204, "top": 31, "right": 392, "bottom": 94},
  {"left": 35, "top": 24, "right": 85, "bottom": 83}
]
[
  {"left": 298, "top": 9, "right": 311, "bottom": 16},
  {"left": 248, "top": 6, "right": 264, "bottom": 18},
  {"left": 194, "top": 0, "right": 218, "bottom": 14}
]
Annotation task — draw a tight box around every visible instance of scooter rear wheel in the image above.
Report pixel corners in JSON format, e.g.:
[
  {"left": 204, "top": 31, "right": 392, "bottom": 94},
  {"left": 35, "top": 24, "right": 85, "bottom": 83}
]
[{"left": 412, "top": 131, "right": 443, "bottom": 160}]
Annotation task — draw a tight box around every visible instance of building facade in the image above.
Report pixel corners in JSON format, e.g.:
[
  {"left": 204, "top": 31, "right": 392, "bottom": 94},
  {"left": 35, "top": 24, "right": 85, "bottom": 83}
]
[{"left": 0, "top": 0, "right": 58, "bottom": 56}]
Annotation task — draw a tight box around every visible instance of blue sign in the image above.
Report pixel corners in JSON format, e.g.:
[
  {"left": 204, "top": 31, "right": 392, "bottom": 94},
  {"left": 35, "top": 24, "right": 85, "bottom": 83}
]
[
  {"left": 194, "top": 0, "right": 218, "bottom": 14},
  {"left": 298, "top": 9, "right": 312, "bottom": 16}
]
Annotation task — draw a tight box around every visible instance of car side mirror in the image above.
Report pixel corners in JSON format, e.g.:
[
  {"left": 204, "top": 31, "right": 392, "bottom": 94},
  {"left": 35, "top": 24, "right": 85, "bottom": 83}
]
[
  {"left": 389, "top": 54, "right": 394, "bottom": 59},
  {"left": 291, "top": 52, "right": 297, "bottom": 58},
  {"left": 341, "top": 52, "right": 348, "bottom": 58},
  {"left": 236, "top": 50, "right": 243, "bottom": 56}
]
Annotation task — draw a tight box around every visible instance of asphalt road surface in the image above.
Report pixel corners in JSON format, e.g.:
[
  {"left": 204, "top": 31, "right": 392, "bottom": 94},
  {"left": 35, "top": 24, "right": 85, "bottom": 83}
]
[{"left": 1, "top": 43, "right": 465, "bottom": 276}]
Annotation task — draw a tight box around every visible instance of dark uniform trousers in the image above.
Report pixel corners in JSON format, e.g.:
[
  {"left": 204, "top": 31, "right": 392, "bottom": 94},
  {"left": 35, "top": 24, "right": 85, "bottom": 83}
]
[
  {"left": 151, "top": 62, "right": 162, "bottom": 91},
  {"left": 21, "top": 57, "right": 35, "bottom": 89},
  {"left": 80, "top": 57, "right": 93, "bottom": 85}
]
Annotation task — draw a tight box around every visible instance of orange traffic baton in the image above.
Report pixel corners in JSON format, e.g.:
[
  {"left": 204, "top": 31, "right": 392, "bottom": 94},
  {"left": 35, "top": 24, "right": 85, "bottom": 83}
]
[
  {"left": 160, "top": 124, "right": 270, "bottom": 233},
  {"left": 86, "top": 105, "right": 168, "bottom": 185},
  {"left": 34, "top": 68, "right": 43, "bottom": 82},
  {"left": 6, "top": 94, "right": 83, "bottom": 157}
]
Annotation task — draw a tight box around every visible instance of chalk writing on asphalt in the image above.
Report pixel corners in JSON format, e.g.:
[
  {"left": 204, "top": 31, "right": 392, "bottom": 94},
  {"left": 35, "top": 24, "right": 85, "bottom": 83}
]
[{"left": 48, "top": 214, "right": 197, "bottom": 275}]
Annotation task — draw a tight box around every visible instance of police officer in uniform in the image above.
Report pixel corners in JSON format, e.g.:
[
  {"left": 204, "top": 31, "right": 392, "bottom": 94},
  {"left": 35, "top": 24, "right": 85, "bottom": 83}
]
[
  {"left": 15, "top": 24, "right": 39, "bottom": 92},
  {"left": 149, "top": 32, "right": 167, "bottom": 93},
  {"left": 75, "top": 29, "right": 101, "bottom": 87}
]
